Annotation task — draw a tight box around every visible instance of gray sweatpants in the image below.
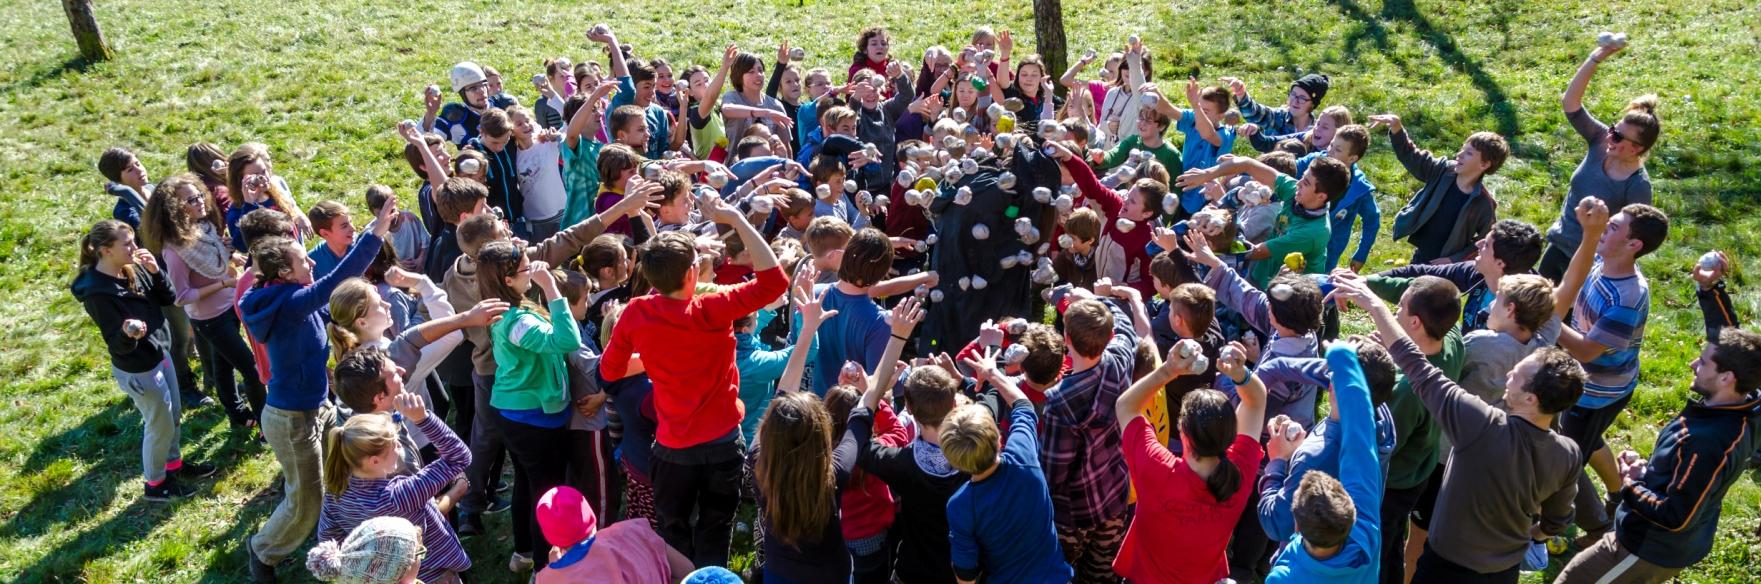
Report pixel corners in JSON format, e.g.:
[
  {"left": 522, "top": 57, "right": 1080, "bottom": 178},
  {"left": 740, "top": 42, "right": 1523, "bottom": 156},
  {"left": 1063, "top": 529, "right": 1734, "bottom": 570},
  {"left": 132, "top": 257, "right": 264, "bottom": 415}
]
[{"left": 111, "top": 356, "right": 183, "bottom": 484}]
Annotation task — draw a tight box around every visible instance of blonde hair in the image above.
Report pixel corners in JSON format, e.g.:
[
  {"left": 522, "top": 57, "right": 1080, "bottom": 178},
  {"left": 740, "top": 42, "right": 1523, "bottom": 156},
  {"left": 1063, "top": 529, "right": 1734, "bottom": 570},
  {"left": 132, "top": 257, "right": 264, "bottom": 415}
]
[
  {"left": 1498, "top": 274, "right": 1555, "bottom": 334},
  {"left": 327, "top": 278, "right": 378, "bottom": 364},
  {"left": 323, "top": 413, "right": 399, "bottom": 495},
  {"left": 940, "top": 405, "right": 1001, "bottom": 475},
  {"left": 1318, "top": 105, "right": 1353, "bottom": 128}
]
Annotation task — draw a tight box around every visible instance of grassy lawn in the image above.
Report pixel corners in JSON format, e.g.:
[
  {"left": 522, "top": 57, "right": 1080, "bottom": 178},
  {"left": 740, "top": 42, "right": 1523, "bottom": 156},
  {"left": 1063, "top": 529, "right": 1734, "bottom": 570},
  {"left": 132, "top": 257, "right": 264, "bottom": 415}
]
[{"left": 2, "top": 0, "right": 1759, "bottom": 581}]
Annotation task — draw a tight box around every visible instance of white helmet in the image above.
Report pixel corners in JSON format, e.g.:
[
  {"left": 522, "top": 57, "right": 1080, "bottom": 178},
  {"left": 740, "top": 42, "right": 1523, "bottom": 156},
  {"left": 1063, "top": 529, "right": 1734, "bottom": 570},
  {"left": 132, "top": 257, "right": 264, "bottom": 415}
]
[{"left": 449, "top": 61, "right": 488, "bottom": 93}]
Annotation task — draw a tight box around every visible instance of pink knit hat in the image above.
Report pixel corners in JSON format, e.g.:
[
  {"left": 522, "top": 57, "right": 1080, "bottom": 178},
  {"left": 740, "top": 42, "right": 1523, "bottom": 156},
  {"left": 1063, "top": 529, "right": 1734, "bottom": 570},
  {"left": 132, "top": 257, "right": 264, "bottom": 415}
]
[{"left": 536, "top": 486, "right": 598, "bottom": 548}]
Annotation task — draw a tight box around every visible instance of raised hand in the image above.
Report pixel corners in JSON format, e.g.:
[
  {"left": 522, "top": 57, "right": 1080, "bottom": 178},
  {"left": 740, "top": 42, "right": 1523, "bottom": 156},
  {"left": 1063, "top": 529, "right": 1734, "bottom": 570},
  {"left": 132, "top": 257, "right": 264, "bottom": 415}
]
[
  {"left": 1217, "top": 340, "right": 1250, "bottom": 382},
  {"left": 1265, "top": 415, "right": 1307, "bottom": 460},
  {"left": 393, "top": 391, "right": 428, "bottom": 423},
  {"left": 382, "top": 266, "right": 423, "bottom": 290},
  {"left": 1575, "top": 196, "right": 1610, "bottom": 235},
  {"left": 1221, "top": 76, "right": 1247, "bottom": 99},
  {"left": 801, "top": 286, "right": 840, "bottom": 330},
  {"left": 887, "top": 295, "right": 925, "bottom": 338},
  {"left": 131, "top": 248, "right": 160, "bottom": 274},
  {"left": 1366, "top": 113, "right": 1402, "bottom": 133},
  {"left": 978, "top": 319, "right": 1005, "bottom": 347},
  {"left": 463, "top": 298, "right": 512, "bottom": 327},
  {"left": 1693, "top": 250, "right": 1731, "bottom": 289},
  {"left": 1181, "top": 229, "right": 1223, "bottom": 268}
]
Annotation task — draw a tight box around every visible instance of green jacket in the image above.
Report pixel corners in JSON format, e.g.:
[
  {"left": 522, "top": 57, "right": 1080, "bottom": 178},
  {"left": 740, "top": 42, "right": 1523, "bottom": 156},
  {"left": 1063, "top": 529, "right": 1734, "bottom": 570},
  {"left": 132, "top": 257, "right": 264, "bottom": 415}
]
[
  {"left": 1369, "top": 275, "right": 1467, "bottom": 489},
  {"left": 490, "top": 297, "right": 582, "bottom": 414},
  {"left": 1248, "top": 174, "right": 1331, "bottom": 288},
  {"left": 1098, "top": 133, "right": 1182, "bottom": 176}
]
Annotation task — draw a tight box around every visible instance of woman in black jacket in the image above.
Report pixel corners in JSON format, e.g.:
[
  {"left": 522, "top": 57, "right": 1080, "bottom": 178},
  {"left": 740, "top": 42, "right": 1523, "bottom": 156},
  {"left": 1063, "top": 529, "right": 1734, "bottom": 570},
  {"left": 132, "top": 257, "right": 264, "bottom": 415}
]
[{"left": 70, "top": 219, "right": 214, "bottom": 501}]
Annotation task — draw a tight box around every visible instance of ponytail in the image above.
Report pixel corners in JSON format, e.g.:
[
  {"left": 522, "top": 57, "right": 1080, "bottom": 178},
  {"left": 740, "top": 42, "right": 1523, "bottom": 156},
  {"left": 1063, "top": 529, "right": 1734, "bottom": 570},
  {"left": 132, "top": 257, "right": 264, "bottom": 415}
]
[
  {"left": 322, "top": 414, "right": 398, "bottom": 496},
  {"left": 1203, "top": 455, "right": 1242, "bottom": 502},
  {"left": 1177, "top": 389, "right": 1243, "bottom": 502},
  {"left": 326, "top": 278, "right": 376, "bottom": 364},
  {"left": 76, "top": 220, "right": 140, "bottom": 294}
]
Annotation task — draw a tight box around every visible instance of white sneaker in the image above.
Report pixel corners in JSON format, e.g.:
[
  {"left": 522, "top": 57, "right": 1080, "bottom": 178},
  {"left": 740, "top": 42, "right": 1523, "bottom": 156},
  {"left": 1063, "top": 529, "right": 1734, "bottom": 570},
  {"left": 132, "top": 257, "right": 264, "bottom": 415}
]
[{"left": 509, "top": 551, "right": 534, "bottom": 573}]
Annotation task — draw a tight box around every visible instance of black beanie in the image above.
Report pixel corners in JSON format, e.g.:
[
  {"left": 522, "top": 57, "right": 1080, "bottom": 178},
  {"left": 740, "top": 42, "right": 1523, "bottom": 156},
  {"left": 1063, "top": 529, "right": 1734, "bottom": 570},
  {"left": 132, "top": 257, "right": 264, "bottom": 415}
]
[{"left": 1292, "top": 74, "right": 1330, "bottom": 105}]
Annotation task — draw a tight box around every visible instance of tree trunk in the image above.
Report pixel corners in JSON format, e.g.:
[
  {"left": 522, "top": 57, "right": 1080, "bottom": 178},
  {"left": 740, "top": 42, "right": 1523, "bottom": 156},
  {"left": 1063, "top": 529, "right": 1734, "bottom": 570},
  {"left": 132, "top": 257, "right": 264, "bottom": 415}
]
[
  {"left": 1032, "top": 0, "right": 1068, "bottom": 99},
  {"left": 63, "top": 0, "right": 113, "bottom": 62}
]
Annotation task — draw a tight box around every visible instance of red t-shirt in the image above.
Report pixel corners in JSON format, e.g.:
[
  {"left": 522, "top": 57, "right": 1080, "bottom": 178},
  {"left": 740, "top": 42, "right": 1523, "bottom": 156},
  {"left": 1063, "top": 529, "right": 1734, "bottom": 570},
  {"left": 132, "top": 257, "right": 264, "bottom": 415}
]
[
  {"left": 600, "top": 267, "right": 787, "bottom": 448},
  {"left": 1113, "top": 418, "right": 1263, "bottom": 583},
  {"left": 841, "top": 400, "right": 905, "bottom": 540},
  {"left": 233, "top": 270, "right": 270, "bottom": 383}
]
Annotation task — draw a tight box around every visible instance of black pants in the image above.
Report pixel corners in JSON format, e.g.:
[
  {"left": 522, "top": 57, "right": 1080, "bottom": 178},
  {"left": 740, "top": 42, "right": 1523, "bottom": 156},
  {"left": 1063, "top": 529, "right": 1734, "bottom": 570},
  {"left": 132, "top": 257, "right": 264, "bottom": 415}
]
[
  {"left": 652, "top": 455, "right": 743, "bottom": 569},
  {"left": 497, "top": 411, "right": 570, "bottom": 569},
  {"left": 1537, "top": 242, "right": 1571, "bottom": 284},
  {"left": 1380, "top": 473, "right": 1433, "bottom": 584},
  {"left": 190, "top": 310, "right": 265, "bottom": 426},
  {"left": 463, "top": 373, "right": 508, "bottom": 514},
  {"left": 1227, "top": 484, "right": 1272, "bottom": 581},
  {"left": 1560, "top": 393, "right": 1633, "bottom": 533},
  {"left": 1414, "top": 541, "right": 1519, "bottom": 584}
]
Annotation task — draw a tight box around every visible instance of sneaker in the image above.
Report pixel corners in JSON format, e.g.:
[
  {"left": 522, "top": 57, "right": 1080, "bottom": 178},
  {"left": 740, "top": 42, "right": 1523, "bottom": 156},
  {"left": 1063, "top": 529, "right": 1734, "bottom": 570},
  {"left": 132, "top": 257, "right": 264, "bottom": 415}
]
[
  {"left": 454, "top": 511, "right": 484, "bottom": 538},
  {"left": 483, "top": 494, "right": 511, "bottom": 514},
  {"left": 181, "top": 391, "right": 216, "bottom": 410},
  {"left": 175, "top": 461, "right": 218, "bottom": 480},
  {"left": 246, "top": 538, "right": 278, "bottom": 583},
  {"left": 494, "top": 478, "right": 512, "bottom": 494},
  {"left": 143, "top": 478, "right": 196, "bottom": 502},
  {"left": 508, "top": 551, "right": 534, "bottom": 573}
]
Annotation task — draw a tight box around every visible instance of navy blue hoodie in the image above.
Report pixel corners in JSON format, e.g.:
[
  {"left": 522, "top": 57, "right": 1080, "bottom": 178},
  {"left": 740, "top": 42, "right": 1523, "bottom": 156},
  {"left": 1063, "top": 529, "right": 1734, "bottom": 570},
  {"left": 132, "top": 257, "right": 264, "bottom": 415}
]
[
  {"left": 1614, "top": 391, "right": 1761, "bottom": 568},
  {"left": 240, "top": 232, "right": 384, "bottom": 410}
]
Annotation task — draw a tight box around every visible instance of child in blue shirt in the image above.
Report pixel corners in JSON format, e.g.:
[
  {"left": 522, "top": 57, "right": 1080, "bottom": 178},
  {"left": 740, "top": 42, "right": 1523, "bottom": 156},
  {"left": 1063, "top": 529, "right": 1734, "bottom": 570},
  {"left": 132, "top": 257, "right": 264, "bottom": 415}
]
[
  {"left": 1263, "top": 342, "right": 1384, "bottom": 584},
  {"left": 1295, "top": 123, "right": 1380, "bottom": 272},
  {"left": 1144, "top": 79, "right": 1238, "bottom": 219},
  {"left": 305, "top": 201, "right": 355, "bottom": 279},
  {"left": 945, "top": 347, "right": 1074, "bottom": 584}
]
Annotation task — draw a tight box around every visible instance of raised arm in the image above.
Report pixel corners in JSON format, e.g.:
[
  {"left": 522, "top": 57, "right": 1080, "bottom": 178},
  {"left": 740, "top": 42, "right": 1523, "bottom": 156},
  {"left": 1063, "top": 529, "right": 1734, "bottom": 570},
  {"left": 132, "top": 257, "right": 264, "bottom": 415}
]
[
  {"left": 589, "top": 25, "right": 627, "bottom": 79},
  {"left": 777, "top": 268, "right": 836, "bottom": 394},
  {"left": 1562, "top": 42, "right": 1624, "bottom": 115},
  {"left": 565, "top": 80, "right": 620, "bottom": 148},
  {"left": 1553, "top": 197, "right": 1610, "bottom": 318},
  {"left": 1368, "top": 114, "right": 1448, "bottom": 183},
  {"left": 1115, "top": 339, "right": 1208, "bottom": 431},
  {"left": 699, "top": 44, "right": 738, "bottom": 121},
  {"left": 399, "top": 121, "right": 449, "bottom": 189},
  {"left": 1173, "top": 156, "right": 1281, "bottom": 194},
  {"left": 1219, "top": 341, "right": 1266, "bottom": 437},
  {"left": 1181, "top": 78, "right": 1222, "bottom": 147},
  {"left": 1058, "top": 52, "right": 1093, "bottom": 90}
]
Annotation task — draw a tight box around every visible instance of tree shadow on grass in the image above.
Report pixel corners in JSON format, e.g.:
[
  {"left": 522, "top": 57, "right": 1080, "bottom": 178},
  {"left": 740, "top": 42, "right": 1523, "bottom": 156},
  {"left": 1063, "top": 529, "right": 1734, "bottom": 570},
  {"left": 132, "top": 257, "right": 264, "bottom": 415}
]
[
  {"left": 0, "top": 55, "right": 98, "bottom": 95},
  {"left": 1330, "top": 0, "right": 1531, "bottom": 153}
]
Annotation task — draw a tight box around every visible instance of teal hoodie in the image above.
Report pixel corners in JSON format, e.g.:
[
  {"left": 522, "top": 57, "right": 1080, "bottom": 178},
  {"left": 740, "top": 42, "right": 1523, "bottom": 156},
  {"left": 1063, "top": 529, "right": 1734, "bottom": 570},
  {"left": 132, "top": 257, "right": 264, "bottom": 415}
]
[{"left": 489, "top": 297, "right": 581, "bottom": 414}]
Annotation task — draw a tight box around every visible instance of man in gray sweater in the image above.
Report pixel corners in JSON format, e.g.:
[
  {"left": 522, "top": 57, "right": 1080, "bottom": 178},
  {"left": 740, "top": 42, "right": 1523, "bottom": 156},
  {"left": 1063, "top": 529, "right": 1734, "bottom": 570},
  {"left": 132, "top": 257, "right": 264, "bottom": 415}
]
[{"left": 1329, "top": 270, "right": 1583, "bottom": 583}]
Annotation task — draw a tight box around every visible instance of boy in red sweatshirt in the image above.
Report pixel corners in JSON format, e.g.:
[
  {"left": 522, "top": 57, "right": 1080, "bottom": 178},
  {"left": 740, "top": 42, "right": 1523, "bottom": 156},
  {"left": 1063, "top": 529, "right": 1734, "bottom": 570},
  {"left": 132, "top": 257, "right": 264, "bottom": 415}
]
[{"left": 599, "top": 192, "right": 786, "bottom": 568}]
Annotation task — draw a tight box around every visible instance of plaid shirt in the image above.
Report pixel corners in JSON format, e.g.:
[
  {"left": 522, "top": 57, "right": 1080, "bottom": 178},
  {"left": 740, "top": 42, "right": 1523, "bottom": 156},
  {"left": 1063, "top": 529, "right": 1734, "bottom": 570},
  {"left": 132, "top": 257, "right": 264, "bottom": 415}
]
[{"left": 1039, "top": 298, "right": 1137, "bottom": 527}]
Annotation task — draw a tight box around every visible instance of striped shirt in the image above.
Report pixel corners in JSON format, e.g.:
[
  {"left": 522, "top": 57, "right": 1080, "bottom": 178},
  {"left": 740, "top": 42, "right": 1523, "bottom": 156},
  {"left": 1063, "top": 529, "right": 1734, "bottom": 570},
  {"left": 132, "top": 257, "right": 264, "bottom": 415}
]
[
  {"left": 1039, "top": 297, "right": 1137, "bottom": 528},
  {"left": 318, "top": 415, "right": 473, "bottom": 580},
  {"left": 1571, "top": 260, "right": 1649, "bottom": 408}
]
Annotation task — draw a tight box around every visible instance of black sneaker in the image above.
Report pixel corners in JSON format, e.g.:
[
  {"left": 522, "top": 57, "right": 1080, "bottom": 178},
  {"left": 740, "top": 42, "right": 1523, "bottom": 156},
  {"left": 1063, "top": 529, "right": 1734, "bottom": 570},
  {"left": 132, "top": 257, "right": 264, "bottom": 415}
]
[
  {"left": 484, "top": 494, "right": 511, "bottom": 514},
  {"left": 181, "top": 390, "right": 216, "bottom": 410},
  {"left": 144, "top": 478, "right": 196, "bottom": 502},
  {"left": 176, "top": 461, "right": 219, "bottom": 480},
  {"left": 494, "top": 478, "right": 512, "bottom": 494},
  {"left": 455, "top": 510, "right": 485, "bottom": 538},
  {"left": 246, "top": 539, "right": 278, "bottom": 583}
]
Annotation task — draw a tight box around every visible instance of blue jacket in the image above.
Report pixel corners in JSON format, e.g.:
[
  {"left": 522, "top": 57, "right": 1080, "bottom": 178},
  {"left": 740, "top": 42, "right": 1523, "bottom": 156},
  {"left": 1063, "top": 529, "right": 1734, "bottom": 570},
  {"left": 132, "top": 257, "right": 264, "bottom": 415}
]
[
  {"left": 240, "top": 232, "right": 385, "bottom": 410},
  {"left": 1264, "top": 344, "right": 1384, "bottom": 583},
  {"left": 1252, "top": 356, "right": 1398, "bottom": 541},
  {"left": 1297, "top": 153, "right": 1380, "bottom": 270}
]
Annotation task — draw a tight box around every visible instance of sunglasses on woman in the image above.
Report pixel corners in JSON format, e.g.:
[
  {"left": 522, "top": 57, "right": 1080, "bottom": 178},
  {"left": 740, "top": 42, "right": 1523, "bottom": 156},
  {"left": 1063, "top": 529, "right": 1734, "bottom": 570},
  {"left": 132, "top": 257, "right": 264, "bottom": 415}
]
[{"left": 1608, "top": 126, "right": 1644, "bottom": 147}]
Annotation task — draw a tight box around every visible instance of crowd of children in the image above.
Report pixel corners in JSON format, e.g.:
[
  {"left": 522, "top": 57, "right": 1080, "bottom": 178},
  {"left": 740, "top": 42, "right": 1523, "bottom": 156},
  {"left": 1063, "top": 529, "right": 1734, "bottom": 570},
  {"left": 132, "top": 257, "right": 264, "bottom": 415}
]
[{"left": 74, "top": 22, "right": 1761, "bottom": 584}]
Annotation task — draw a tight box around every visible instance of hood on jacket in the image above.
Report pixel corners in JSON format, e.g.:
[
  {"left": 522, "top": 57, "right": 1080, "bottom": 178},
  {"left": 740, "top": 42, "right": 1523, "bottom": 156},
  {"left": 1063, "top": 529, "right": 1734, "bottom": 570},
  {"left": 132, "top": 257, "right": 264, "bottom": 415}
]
[
  {"left": 239, "top": 282, "right": 302, "bottom": 341},
  {"left": 70, "top": 267, "right": 137, "bottom": 301}
]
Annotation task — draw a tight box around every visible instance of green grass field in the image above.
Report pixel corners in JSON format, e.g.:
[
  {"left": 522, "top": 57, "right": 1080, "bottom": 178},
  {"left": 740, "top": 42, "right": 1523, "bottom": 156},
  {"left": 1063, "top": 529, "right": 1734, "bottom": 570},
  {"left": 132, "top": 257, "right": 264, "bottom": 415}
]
[{"left": 2, "top": 0, "right": 1759, "bottom": 581}]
